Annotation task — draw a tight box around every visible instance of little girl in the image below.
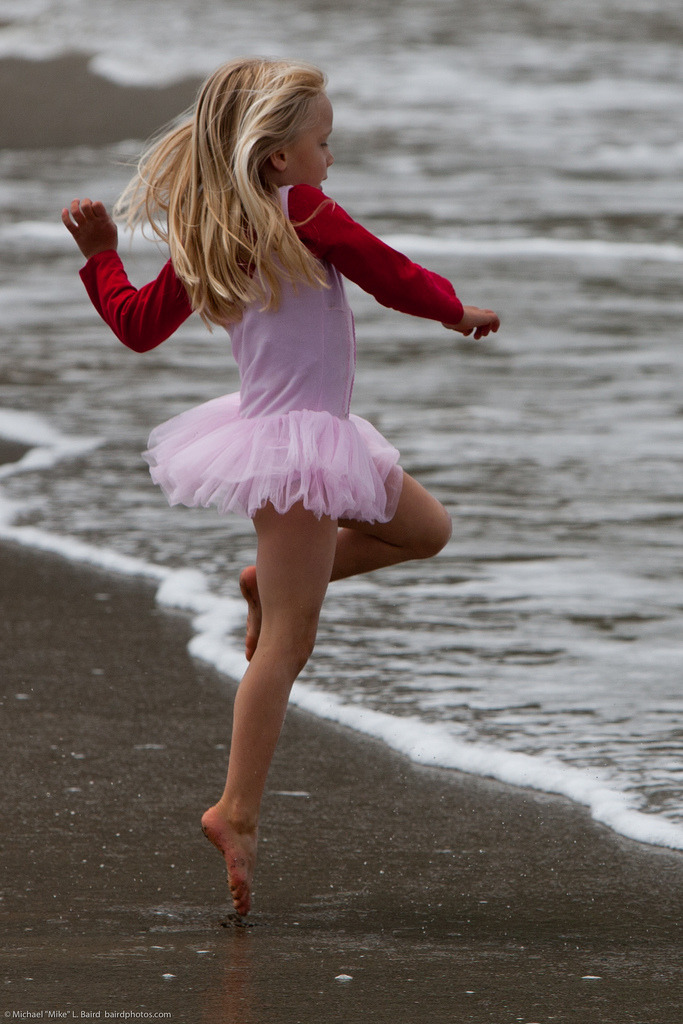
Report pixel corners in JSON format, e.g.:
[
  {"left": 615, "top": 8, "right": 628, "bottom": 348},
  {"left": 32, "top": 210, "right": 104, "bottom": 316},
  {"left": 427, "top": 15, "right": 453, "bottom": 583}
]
[{"left": 62, "top": 57, "right": 499, "bottom": 917}]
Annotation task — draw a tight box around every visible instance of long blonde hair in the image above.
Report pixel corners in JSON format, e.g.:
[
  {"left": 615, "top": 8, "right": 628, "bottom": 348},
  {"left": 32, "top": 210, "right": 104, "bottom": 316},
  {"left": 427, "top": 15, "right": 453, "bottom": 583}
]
[{"left": 114, "top": 57, "right": 329, "bottom": 326}]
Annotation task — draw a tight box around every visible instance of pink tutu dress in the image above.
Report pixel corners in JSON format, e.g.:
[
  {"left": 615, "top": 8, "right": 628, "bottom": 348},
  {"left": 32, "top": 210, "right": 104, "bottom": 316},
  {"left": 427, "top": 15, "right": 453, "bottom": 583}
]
[{"left": 142, "top": 187, "right": 403, "bottom": 523}]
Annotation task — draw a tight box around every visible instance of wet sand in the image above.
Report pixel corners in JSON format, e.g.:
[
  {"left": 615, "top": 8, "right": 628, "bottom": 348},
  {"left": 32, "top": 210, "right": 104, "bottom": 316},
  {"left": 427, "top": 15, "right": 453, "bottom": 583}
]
[
  {"left": 0, "top": 55, "right": 201, "bottom": 148},
  {"left": 1, "top": 538, "right": 682, "bottom": 1023}
]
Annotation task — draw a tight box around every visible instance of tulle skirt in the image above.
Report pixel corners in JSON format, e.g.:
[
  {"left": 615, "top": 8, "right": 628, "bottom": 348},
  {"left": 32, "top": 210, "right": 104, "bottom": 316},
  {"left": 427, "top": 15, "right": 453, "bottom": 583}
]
[{"left": 143, "top": 392, "right": 403, "bottom": 522}]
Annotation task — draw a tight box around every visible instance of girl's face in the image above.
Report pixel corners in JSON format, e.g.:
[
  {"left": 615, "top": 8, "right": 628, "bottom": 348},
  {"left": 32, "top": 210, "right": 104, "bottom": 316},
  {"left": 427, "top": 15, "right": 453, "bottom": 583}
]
[{"left": 266, "top": 93, "right": 334, "bottom": 189}]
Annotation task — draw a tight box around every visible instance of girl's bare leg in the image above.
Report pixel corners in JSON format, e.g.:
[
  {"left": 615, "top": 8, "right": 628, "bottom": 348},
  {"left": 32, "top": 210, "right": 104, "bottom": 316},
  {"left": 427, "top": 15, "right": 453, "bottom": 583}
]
[
  {"left": 239, "top": 567, "right": 261, "bottom": 662},
  {"left": 333, "top": 470, "right": 452, "bottom": 579},
  {"left": 238, "top": 472, "right": 452, "bottom": 659},
  {"left": 202, "top": 501, "right": 338, "bottom": 915}
]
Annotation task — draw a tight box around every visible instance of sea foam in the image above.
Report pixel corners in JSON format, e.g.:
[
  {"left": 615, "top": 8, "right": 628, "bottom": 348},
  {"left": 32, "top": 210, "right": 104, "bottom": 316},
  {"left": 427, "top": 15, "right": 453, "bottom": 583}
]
[
  {"left": 8, "top": 217, "right": 683, "bottom": 267},
  {"left": 0, "top": 408, "right": 101, "bottom": 483},
  {"left": 283, "top": 683, "right": 683, "bottom": 851},
  {"left": 385, "top": 235, "right": 683, "bottom": 264}
]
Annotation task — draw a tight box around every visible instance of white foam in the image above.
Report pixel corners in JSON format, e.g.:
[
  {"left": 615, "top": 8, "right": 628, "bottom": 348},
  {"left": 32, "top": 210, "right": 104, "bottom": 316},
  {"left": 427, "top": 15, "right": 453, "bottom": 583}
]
[
  {"left": 3, "top": 220, "right": 74, "bottom": 250},
  {"left": 3, "top": 511, "right": 682, "bottom": 852},
  {"left": 285, "top": 683, "right": 683, "bottom": 851},
  {"left": 10, "top": 217, "right": 683, "bottom": 268},
  {"left": 0, "top": 522, "right": 167, "bottom": 580},
  {"left": 593, "top": 140, "right": 683, "bottom": 174},
  {"left": 156, "top": 569, "right": 248, "bottom": 680},
  {"left": 79, "top": 223, "right": 683, "bottom": 267},
  {"left": 0, "top": 407, "right": 74, "bottom": 446},
  {"left": 0, "top": 408, "right": 149, "bottom": 575},
  {"left": 1, "top": 220, "right": 153, "bottom": 255},
  {"left": 0, "top": 408, "right": 102, "bottom": 482},
  {"left": 0, "top": 494, "right": 25, "bottom": 528},
  {"left": 169, "top": 584, "right": 683, "bottom": 851},
  {"left": 384, "top": 235, "right": 683, "bottom": 264},
  {"left": 0, "top": 442, "right": 97, "bottom": 481}
]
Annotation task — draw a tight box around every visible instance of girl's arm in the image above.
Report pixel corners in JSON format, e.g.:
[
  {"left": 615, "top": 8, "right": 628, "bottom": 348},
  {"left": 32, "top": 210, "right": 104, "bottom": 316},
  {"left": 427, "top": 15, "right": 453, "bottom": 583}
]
[
  {"left": 62, "top": 199, "right": 192, "bottom": 352},
  {"left": 288, "top": 185, "right": 499, "bottom": 339}
]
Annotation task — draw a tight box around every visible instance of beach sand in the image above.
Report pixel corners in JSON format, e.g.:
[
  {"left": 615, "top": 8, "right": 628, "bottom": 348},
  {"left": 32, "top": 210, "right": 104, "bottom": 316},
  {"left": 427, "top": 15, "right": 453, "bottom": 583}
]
[
  {"left": 0, "top": 55, "right": 201, "bottom": 148},
  {"left": 2, "top": 50, "right": 682, "bottom": 1024},
  {"left": 1, "top": 538, "right": 682, "bottom": 1023}
]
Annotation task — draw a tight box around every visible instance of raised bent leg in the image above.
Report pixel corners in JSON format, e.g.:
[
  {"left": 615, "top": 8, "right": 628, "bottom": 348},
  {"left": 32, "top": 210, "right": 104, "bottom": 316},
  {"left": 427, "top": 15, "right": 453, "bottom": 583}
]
[
  {"left": 332, "top": 470, "right": 452, "bottom": 580},
  {"left": 238, "top": 472, "right": 451, "bottom": 662},
  {"left": 202, "top": 501, "right": 338, "bottom": 915}
]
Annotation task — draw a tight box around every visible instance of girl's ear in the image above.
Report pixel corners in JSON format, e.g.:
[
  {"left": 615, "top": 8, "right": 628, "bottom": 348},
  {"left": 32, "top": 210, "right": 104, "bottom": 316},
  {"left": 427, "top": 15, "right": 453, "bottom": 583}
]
[{"left": 267, "top": 149, "right": 288, "bottom": 173}]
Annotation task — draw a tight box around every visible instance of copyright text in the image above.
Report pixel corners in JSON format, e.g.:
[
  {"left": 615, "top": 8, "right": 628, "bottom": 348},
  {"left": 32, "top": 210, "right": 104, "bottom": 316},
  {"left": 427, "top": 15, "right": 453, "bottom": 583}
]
[{"left": 5, "top": 1013, "right": 172, "bottom": 1020}]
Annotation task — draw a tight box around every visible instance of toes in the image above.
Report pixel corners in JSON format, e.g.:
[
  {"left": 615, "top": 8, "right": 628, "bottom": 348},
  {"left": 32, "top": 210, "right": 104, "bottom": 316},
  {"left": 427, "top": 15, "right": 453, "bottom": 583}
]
[{"left": 228, "top": 871, "right": 250, "bottom": 915}]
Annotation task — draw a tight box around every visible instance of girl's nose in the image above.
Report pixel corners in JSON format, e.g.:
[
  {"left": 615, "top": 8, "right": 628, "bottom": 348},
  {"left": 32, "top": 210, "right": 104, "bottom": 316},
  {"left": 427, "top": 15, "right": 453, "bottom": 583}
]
[{"left": 327, "top": 149, "right": 334, "bottom": 168}]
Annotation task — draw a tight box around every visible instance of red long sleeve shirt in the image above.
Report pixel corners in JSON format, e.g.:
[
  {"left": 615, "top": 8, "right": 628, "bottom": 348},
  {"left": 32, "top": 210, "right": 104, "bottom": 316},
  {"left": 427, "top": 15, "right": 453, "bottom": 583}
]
[{"left": 79, "top": 184, "right": 464, "bottom": 352}]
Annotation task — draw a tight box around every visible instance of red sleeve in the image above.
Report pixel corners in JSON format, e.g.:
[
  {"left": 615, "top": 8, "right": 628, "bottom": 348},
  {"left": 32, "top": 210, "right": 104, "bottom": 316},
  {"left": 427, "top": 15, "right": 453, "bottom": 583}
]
[
  {"left": 287, "top": 184, "right": 464, "bottom": 325},
  {"left": 79, "top": 250, "right": 193, "bottom": 352}
]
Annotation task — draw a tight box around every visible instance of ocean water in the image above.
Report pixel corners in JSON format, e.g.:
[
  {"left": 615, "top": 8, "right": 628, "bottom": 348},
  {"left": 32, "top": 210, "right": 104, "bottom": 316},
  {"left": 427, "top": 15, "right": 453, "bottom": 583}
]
[{"left": 1, "top": 0, "right": 683, "bottom": 850}]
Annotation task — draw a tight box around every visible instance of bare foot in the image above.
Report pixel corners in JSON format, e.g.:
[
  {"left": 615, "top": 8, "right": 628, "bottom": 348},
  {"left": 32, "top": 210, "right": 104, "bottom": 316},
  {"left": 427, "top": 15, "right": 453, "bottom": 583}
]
[
  {"left": 201, "top": 805, "right": 258, "bottom": 917},
  {"left": 239, "top": 566, "right": 261, "bottom": 661}
]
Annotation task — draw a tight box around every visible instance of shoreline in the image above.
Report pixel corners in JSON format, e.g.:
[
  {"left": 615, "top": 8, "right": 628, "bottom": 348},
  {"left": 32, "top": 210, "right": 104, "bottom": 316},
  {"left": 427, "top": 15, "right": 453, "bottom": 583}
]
[
  {"left": 1, "top": 537, "right": 682, "bottom": 1021},
  {"left": 3, "top": 508, "right": 682, "bottom": 857}
]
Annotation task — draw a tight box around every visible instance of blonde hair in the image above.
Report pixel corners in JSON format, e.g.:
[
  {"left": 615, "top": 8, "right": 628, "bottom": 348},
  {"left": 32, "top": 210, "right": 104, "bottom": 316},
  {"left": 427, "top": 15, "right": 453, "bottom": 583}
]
[{"left": 114, "top": 57, "right": 329, "bottom": 326}]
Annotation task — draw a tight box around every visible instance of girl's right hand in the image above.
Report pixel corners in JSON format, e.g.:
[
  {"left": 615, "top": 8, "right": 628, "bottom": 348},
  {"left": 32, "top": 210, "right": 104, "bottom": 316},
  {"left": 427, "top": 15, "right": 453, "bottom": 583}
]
[
  {"left": 443, "top": 306, "right": 500, "bottom": 340},
  {"left": 61, "top": 198, "right": 118, "bottom": 259}
]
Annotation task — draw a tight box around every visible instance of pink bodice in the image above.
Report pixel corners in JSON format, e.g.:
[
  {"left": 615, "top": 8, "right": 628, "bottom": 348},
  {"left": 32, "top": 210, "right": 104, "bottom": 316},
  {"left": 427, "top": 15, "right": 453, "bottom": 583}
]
[{"left": 226, "top": 186, "right": 356, "bottom": 420}]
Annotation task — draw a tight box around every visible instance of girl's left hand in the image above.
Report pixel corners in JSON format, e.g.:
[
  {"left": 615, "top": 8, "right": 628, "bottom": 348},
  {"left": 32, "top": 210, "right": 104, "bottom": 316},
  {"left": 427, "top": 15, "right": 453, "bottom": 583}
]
[
  {"left": 443, "top": 305, "right": 500, "bottom": 340},
  {"left": 61, "top": 198, "right": 118, "bottom": 260}
]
